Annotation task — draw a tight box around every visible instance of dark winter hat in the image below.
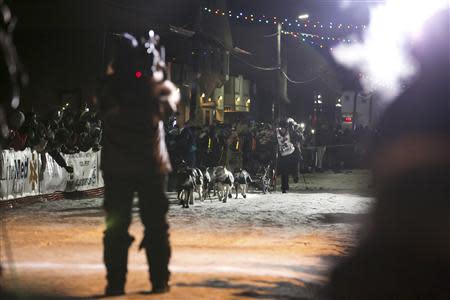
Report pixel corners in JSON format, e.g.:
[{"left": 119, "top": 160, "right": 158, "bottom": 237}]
[{"left": 110, "top": 33, "right": 151, "bottom": 80}]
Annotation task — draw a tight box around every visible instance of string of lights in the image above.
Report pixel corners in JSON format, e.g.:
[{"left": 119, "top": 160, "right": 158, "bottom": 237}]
[
  {"left": 281, "top": 30, "right": 355, "bottom": 52},
  {"left": 203, "top": 7, "right": 367, "bottom": 32},
  {"left": 262, "top": 29, "right": 357, "bottom": 45},
  {"left": 197, "top": 8, "right": 338, "bottom": 84},
  {"left": 282, "top": 30, "right": 357, "bottom": 45},
  {"left": 203, "top": 7, "right": 363, "bottom": 52},
  {"left": 262, "top": 31, "right": 348, "bottom": 52}
]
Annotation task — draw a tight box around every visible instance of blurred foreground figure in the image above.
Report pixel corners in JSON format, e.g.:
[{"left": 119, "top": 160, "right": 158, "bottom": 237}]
[
  {"left": 97, "top": 32, "right": 179, "bottom": 296},
  {"left": 326, "top": 10, "right": 450, "bottom": 299}
]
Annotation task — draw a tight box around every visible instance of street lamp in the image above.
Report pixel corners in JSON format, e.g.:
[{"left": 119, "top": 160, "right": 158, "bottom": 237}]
[
  {"left": 298, "top": 14, "right": 309, "bottom": 20},
  {"left": 273, "top": 12, "right": 308, "bottom": 121}
]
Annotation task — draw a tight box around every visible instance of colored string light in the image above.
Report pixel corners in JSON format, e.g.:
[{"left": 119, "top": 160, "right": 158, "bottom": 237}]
[
  {"left": 204, "top": 7, "right": 365, "bottom": 53},
  {"left": 204, "top": 7, "right": 367, "bottom": 31}
]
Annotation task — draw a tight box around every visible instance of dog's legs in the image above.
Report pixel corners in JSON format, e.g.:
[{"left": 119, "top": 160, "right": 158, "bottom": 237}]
[
  {"left": 208, "top": 184, "right": 213, "bottom": 202},
  {"left": 223, "top": 186, "right": 227, "bottom": 203},
  {"left": 198, "top": 185, "right": 203, "bottom": 202},
  {"left": 182, "top": 190, "right": 188, "bottom": 208},
  {"left": 202, "top": 185, "right": 207, "bottom": 201},
  {"left": 189, "top": 188, "right": 194, "bottom": 205},
  {"left": 178, "top": 190, "right": 185, "bottom": 205},
  {"left": 217, "top": 183, "right": 222, "bottom": 202},
  {"left": 187, "top": 190, "right": 191, "bottom": 208}
]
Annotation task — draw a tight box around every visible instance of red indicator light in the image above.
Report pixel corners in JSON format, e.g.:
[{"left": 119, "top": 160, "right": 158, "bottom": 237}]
[{"left": 135, "top": 71, "right": 142, "bottom": 78}]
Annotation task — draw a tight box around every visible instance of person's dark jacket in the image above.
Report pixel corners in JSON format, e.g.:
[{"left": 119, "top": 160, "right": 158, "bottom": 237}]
[
  {"left": 177, "top": 125, "right": 194, "bottom": 155},
  {"left": 98, "top": 75, "right": 172, "bottom": 176}
]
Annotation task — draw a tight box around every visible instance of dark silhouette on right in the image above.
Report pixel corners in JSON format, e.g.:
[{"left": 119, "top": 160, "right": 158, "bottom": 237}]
[{"left": 326, "top": 9, "right": 450, "bottom": 300}]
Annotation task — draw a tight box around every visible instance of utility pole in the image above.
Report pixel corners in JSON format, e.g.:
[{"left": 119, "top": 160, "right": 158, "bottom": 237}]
[
  {"left": 274, "top": 22, "right": 282, "bottom": 123},
  {"left": 273, "top": 22, "right": 283, "bottom": 193}
]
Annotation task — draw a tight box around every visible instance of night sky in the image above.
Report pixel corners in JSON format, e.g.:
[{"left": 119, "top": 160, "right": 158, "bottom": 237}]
[{"left": 3, "top": 0, "right": 374, "bottom": 119}]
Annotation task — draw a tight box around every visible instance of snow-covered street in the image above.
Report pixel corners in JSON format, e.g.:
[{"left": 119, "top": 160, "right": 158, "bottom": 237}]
[{"left": 1, "top": 171, "right": 373, "bottom": 299}]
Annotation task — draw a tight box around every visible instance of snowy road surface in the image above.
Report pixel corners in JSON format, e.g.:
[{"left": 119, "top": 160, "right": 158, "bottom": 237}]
[{"left": 1, "top": 171, "right": 373, "bottom": 299}]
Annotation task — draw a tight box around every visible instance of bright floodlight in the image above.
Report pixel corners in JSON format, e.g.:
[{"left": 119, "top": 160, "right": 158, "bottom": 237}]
[
  {"left": 332, "top": 0, "right": 449, "bottom": 100},
  {"left": 298, "top": 14, "right": 309, "bottom": 20},
  {"left": 300, "top": 123, "right": 305, "bottom": 129}
]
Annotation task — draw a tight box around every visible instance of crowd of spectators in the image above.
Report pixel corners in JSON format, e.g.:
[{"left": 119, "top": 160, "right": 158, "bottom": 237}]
[
  {"left": 0, "top": 106, "right": 376, "bottom": 176},
  {"left": 0, "top": 105, "right": 102, "bottom": 173},
  {"left": 166, "top": 117, "right": 377, "bottom": 175},
  {"left": 166, "top": 119, "right": 278, "bottom": 175},
  {"left": 301, "top": 124, "right": 378, "bottom": 172}
]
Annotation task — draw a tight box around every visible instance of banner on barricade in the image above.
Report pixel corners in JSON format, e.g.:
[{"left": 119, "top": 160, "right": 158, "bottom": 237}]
[
  {"left": 0, "top": 148, "right": 40, "bottom": 199},
  {"left": 40, "top": 152, "right": 67, "bottom": 194},
  {"left": 64, "top": 150, "right": 100, "bottom": 192},
  {"left": 1, "top": 148, "right": 104, "bottom": 200},
  {"left": 97, "top": 150, "right": 104, "bottom": 188}
]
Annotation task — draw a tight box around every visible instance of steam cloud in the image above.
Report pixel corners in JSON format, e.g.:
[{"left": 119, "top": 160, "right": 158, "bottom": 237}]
[{"left": 332, "top": 0, "right": 449, "bottom": 101}]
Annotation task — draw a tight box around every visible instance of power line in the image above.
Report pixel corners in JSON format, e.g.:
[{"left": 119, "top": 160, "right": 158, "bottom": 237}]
[
  {"left": 262, "top": 32, "right": 278, "bottom": 38},
  {"left": 231, "top": 42, "right": 326, "bottom": 82},
  {"left": 199, "top": 29, "right": 279, "bottom": 72},
  {"left": 230, "top": 52, "right": 279, "bottom": 71},
  {"left": 281, "top": 70, "right": 321, "bottom": 84}
]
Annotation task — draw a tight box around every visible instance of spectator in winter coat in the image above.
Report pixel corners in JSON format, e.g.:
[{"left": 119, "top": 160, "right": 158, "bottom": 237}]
[{"left": 7, "top": 110, "right": 27, "bottom": 151}]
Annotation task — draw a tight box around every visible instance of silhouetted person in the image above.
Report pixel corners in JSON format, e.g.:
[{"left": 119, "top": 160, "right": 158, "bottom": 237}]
[
  {"left": 177, "top": 119, "right": 196, "bottom": 167},
  {"left": 97, "top": 33, "right": 179, "bottom": 296},
  {"left": 315, "top": 124, "right": 329, "bottom": 172},
  {"left": 276, "top": 119, "right": 300, "bottom": 193},
  {"left": 326, "top": 9, "right": 450, "bottom": 299}
]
